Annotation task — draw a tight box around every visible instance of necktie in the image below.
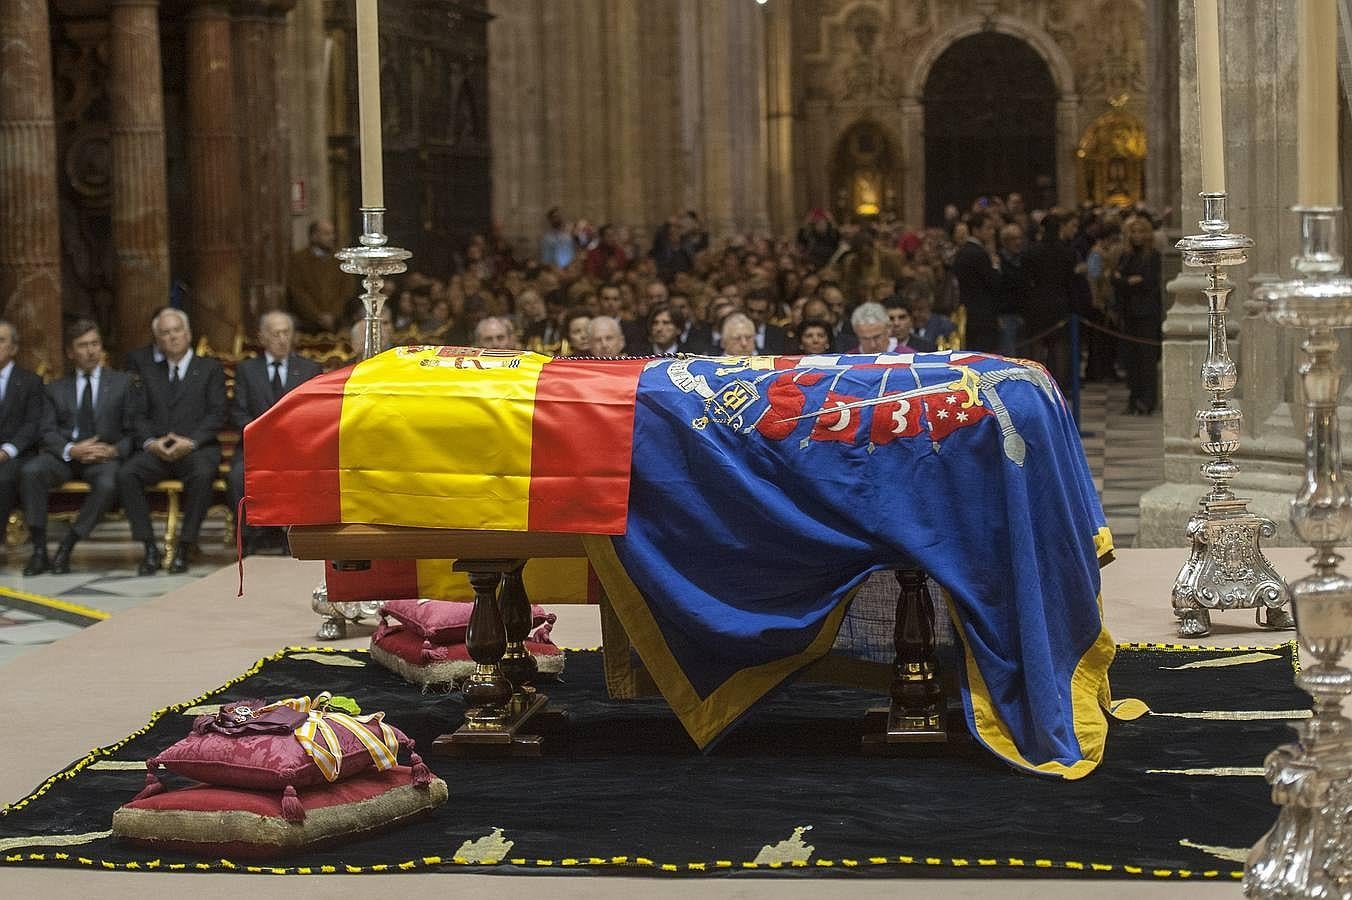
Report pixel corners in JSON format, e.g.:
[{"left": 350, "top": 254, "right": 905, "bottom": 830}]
[
  {"left": 270, "top": 361, "right": 284, "bottom": 402},
  {"left": 77, "top": 374, "right": 96, "bottom": 440},
  {"left": 169, "top": 364, "right": 180, "bottom": 385}
]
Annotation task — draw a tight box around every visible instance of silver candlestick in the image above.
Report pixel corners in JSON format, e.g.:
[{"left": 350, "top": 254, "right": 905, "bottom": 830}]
[
  {"left": 1171, "top": 192, "right": 1291, "bottom": 637},
  {"left": 311, "top": 207, "right": 411, "bottom": 641},
  {"left": 1245, "top": 206, "right": 1352, "bottom": 899}
]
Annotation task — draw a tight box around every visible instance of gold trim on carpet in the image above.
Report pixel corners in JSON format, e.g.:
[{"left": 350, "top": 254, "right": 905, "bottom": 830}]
[
  {"left": 0, "top": 586, "right": 108, "bottom": 622},
  {"left": 0, "top": 830, "right": 111, "bottom": 852},
  {"left": 1147, "top": 767, "right": 1265, "bottom": 777},
  {"left": 1162, "top": 652, "right": 1282, "bottom": 670},
  {"left": 1154, "top": 709, "right": 1311, "bottom": 721}
]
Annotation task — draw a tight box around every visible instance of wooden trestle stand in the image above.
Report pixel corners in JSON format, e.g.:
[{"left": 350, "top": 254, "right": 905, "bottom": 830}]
[{"left": 288, "top": 524, "right": 947, "bottom": 755}]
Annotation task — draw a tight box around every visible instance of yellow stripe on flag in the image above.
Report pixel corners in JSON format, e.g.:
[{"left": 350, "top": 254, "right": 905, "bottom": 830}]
[{"left": 338, "top": 349, "right": 545, "bottom": 531}]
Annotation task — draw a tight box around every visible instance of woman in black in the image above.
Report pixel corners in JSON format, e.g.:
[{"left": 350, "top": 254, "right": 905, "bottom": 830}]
[
  {"left": 1022, "top": 211, "right": 1079, "bottom": 391},
  {"left": 1111, "top": 216, "right": 1163, "bottom": 415}
]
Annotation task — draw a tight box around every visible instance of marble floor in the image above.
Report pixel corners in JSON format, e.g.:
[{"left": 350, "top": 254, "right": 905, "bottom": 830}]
[{"left": 0, "top": 379, "right": 1165, "bottom": 665}]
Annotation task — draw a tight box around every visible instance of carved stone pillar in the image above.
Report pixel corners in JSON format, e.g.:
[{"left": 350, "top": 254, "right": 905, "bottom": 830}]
[
  {"left": 0, "top": 0, "right": 62, "bottom": 375},
  {"left": 900, "top": 99, "right": 924, "bottom": 229},
  {"left": 697, "top": 0, "right": 734, "bottom": 237},
  {"left": 186, "top": 1, "right": 243, "bottom": 353},
  {"left": 1144, "top": 0, "right": 1180, "bottom": 227},
  {"left": 603, "top": 0, "right": 643, "bottom": 231},
  {"left": 108, "top": 0, "right": 171, "bottom": 358},
  {"left": 233, "top": 0, "right": 293, "bottom": 321},
  {"left": 764, "top": 0, "right": 795, "bottom": 236},
  {"left": 1054, "top": 95, "right": 1081, "bottom": 209}
]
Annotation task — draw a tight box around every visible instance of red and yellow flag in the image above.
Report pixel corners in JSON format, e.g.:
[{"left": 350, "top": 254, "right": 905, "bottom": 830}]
[{"left": 244, "top": 347, "right": 647, "bottom": 534}]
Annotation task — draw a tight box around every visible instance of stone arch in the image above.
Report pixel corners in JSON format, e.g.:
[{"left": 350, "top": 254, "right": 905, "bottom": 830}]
[
  {"left": 898, "top": 15, "right": 1081, "bottom": 223},
  {"left": 903, "top": 15, "right": 1076, "bottom": 100}
]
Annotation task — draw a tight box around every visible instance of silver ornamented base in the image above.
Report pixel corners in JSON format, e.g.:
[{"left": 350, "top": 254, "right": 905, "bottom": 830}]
[
  {"left": 310, "top": 207, "right": 411, "bottom": 640},
  {"left": 1171, "top": 192, "right": 1290, "bottom": 638},
  {"left": 310, "top": 582, "right": 384, "bottom": 641},
  {"left": 1245, "top": 206, "right": 1352, "bottom": 899}
]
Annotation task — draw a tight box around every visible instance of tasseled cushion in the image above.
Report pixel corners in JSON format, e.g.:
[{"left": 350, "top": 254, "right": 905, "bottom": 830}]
[
  {"left": 112, "top": 766, "right": 448, "bottom": 859},
  {"left": 370, "top": 623, "right": 565, "bottom": 688},
  {"left": 377, "top": 598, "right": 555, "bottom": 645}
]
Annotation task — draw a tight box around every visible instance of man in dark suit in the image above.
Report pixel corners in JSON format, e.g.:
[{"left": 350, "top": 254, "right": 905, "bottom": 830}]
[
  {"left": 20, "top": 320, "right": 134, "bottom": 575},
  {"left": 0, "top": 321, "right": 45, "bottom": 557},
  {"left": 123, "top": 305, "right": 170, "bottom": 381},
  {"left": 744, "top": 290, "right": 788, "bottom": 355},
  {"left": 953, "top": 211, "right": 1004, "bottom": 353},
  {"left": 229, "top": 311, "right": 321, "bottom": 554},
  {"left": 118, "top": 308, "right": 227, "bottom": 575}
]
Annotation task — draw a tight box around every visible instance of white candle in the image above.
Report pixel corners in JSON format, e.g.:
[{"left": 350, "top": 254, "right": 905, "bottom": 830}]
[
  {"left": 1298, "top": 0, "right": 1339, "bottom": 207},
  {"left": 356, "top": 0, "right": 384, "bottom": 209},
  {"left": 1194, "top": 0, "right": 1225, "bottom": 194}
]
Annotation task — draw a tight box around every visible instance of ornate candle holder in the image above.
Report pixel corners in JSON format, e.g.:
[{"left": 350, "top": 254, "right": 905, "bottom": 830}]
[
  {"left": 1171, "top": 192, "right": 1291, "bottom": 637},
  {"left": 1244, "top": 206, "right": 1352, "bottom": 899},
  {"left": 311, "top": 207, "right": 411, "bottom": 640}
]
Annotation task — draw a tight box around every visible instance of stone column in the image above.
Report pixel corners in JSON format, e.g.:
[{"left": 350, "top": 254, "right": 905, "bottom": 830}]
[
  {"left": 1144, "top": 0, "right": 1180, "bottom": 227},
  {"left": 900, "top": 99, "right": 925, "bottom": 228},
  {"left": 0, "top": 0, "right": 62, "bottom": 375},
  {"left": 186, "top": 0, "right": 243, "bottom": 353},
  {"left": 604, "top": 0, "right": 644, "bottom": 232},
  {"left": 697, "top": 0, "right": 734, "bottom": 237},
  {"left": 1055, "top": 95, "right": 1081, "bottom": 209},
  {"left": 1139, "top": 0, "right": 1311, "bottom": 547},
  {"left": 234, "top": 0, "right": 293, "bottom": 323},
  {"left": 764, "top": 0, "right": 795, "bottom": 236},
  {"left": 108, "top": 0, "right": 171, "bottom": 358},
  {"left": 286, "top": 0, "right": 329, "bottom": 250}
]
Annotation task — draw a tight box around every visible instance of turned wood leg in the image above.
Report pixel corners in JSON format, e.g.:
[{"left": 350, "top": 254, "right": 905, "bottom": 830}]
[
  {"left": 461, "top": 567, "right": 513, "bottom": 729},
  {"left": 863, "top": 568, "right": 947, "bottom": 751},
  {"left": 891, "top": 568, "right": 946, "bottom": 734},
  {"left": 496, "top": 563, "right": 539, "bottom": 694}
]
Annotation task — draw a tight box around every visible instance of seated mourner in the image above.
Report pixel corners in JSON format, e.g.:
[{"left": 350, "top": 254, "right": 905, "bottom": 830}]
[
  {"left": 0, "top": 321, "right": 44, "bottom": 558},
  {"left": 228, "top": 311, "right": 321, "bottom": 556},
  {"left": 117, "top": 308, "right": 227, "bottom": 575},
  {"left": 20, "top": 320, "right": 133, "bottom": 575}
]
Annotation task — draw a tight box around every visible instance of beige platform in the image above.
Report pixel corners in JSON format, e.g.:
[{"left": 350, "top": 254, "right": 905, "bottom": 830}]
[{"left": 1, "top": 547, "right": 1307, "bottom": 898}]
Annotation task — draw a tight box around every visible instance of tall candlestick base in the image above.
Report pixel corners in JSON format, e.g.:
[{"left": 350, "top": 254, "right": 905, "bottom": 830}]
[
  {"left": 310, "top": 208, "right": 412, "bottom": 640},
  {"left": 1170, "top": 193, "right": 1290, "bottom": 638},
  {"left": 334, "top": 207, "right": 411, "bottom": 361},
  {"left": 1244, "top": 206, "right": 1352, "bottom": 899}
]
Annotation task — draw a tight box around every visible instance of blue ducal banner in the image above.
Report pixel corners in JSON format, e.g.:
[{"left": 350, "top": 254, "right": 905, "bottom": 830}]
[{"left": 584, "top": 350, "right": 1120, "bottom": 779}]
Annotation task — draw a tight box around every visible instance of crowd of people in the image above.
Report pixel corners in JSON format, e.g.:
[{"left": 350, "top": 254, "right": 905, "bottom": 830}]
[{"left": 322, "top": 193, "right": 1165, "bottom": 414}]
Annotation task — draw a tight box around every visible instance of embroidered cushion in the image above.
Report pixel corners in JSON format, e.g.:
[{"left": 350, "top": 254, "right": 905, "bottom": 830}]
[
  {"left": 379, "top": 598, "right": 554, "bottom": 645},
  {"left": 150, "top": 709, "right": 410, "bottom": 790},
  {"left": 370, "top": 623, "right": 565, "bottom": 687},
  {"left": 112, "top": 766, "right": 448, "bottom": 859}
]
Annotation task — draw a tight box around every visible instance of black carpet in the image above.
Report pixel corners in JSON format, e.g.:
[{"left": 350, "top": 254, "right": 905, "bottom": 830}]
[{"left": 0, "top": 643, "right": 1302, "bottom": 881}]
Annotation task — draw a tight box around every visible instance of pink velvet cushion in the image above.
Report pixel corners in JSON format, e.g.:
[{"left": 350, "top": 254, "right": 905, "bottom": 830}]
[
  {"left": 380, "top": 598, "right": 554, "bottom": 644},
  {"left": 152, "top": 714, "right": 412, "bottom": 790},
  {"left": 112, "top": 765, "right": 449, "bottom": 859},
  {"left": 370, "top": 624, "right": 565, "bottom": 687}
]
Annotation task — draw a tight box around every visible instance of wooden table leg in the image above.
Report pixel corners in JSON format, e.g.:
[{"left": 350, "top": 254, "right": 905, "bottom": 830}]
[
  {"left": 863, "top": 568, "right": 948, "bottom": 753},
  {"left": 434, "top": 558, "right": 553, "bottom": 757}
]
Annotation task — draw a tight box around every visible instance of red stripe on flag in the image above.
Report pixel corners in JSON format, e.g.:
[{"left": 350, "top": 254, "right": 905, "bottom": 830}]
[
  {"left": 528, "top": 358, "right": 646, "bottom": 534},
  {"left": 243, "top": 366, "right": 350, "bottom": 525}
]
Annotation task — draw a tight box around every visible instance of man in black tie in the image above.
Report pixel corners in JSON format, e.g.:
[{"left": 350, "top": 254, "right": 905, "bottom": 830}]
[
  {"left": 20, "top": 321, "right": 134, "bottom": 574},
  {"left": 228, "top": 311, "right": 321, "bottom": 555},
  {"left": 0, "top": 321, "right": 45, "bottom": 557},
  {"left": 118, "top": 308, "right": 227, "bottom": 575}
]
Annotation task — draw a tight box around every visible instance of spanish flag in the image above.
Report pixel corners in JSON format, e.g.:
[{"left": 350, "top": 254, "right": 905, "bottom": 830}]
[{"left": 244, "top": 347, "right": 647, "bottom": 535}]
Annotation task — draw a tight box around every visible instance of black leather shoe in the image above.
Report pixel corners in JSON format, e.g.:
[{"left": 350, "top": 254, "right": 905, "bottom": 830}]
[
  {"left": 50, "top": 537, "right": 76, "bottom": 575},
  {"left": 167, "top": 543, "right": 193, "bottom": 574},
  {"left": 138, "top": 541, "right": 163, "bottom": 576},
  {"left": 22, "top": 548, "right": 49, "bottom": 577}
]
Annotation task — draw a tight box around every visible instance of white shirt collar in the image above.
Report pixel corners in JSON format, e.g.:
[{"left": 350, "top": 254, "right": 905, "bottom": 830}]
[
  {"left": 0, "top": 361, "right": 13, "bottom": 383},
  {"left": 166, "top": 349, "right": 194, "bottom": 375}
]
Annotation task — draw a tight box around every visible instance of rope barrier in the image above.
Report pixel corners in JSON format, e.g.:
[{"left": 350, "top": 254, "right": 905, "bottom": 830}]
[{"left": 1008, "top": 315, "right": 1163, "bottom": 350}]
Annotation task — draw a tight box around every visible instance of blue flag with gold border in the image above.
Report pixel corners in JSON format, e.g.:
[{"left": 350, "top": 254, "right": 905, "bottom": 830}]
[{"left": 585, "top": 350, "right": 1118, "bottom": 779}]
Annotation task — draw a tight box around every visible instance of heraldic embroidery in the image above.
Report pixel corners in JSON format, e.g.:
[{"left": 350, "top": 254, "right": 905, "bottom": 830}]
[{"left": 659, "top": 351, "right": 1059, "bottom": 466}]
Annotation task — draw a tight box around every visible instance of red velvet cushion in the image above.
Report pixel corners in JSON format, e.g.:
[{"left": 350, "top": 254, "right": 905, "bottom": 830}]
[
  {"left": 381, "top": 598, "right": 553, "bottom": 644},
  {"left": 376, "top": 622, "right": 562, "bottom": 666},
  {"left": 153, "top": 714, "right": 411, "bottom": 790},
  {"left": 112, "top": 766, "right": 448, "bottom": 859}
]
